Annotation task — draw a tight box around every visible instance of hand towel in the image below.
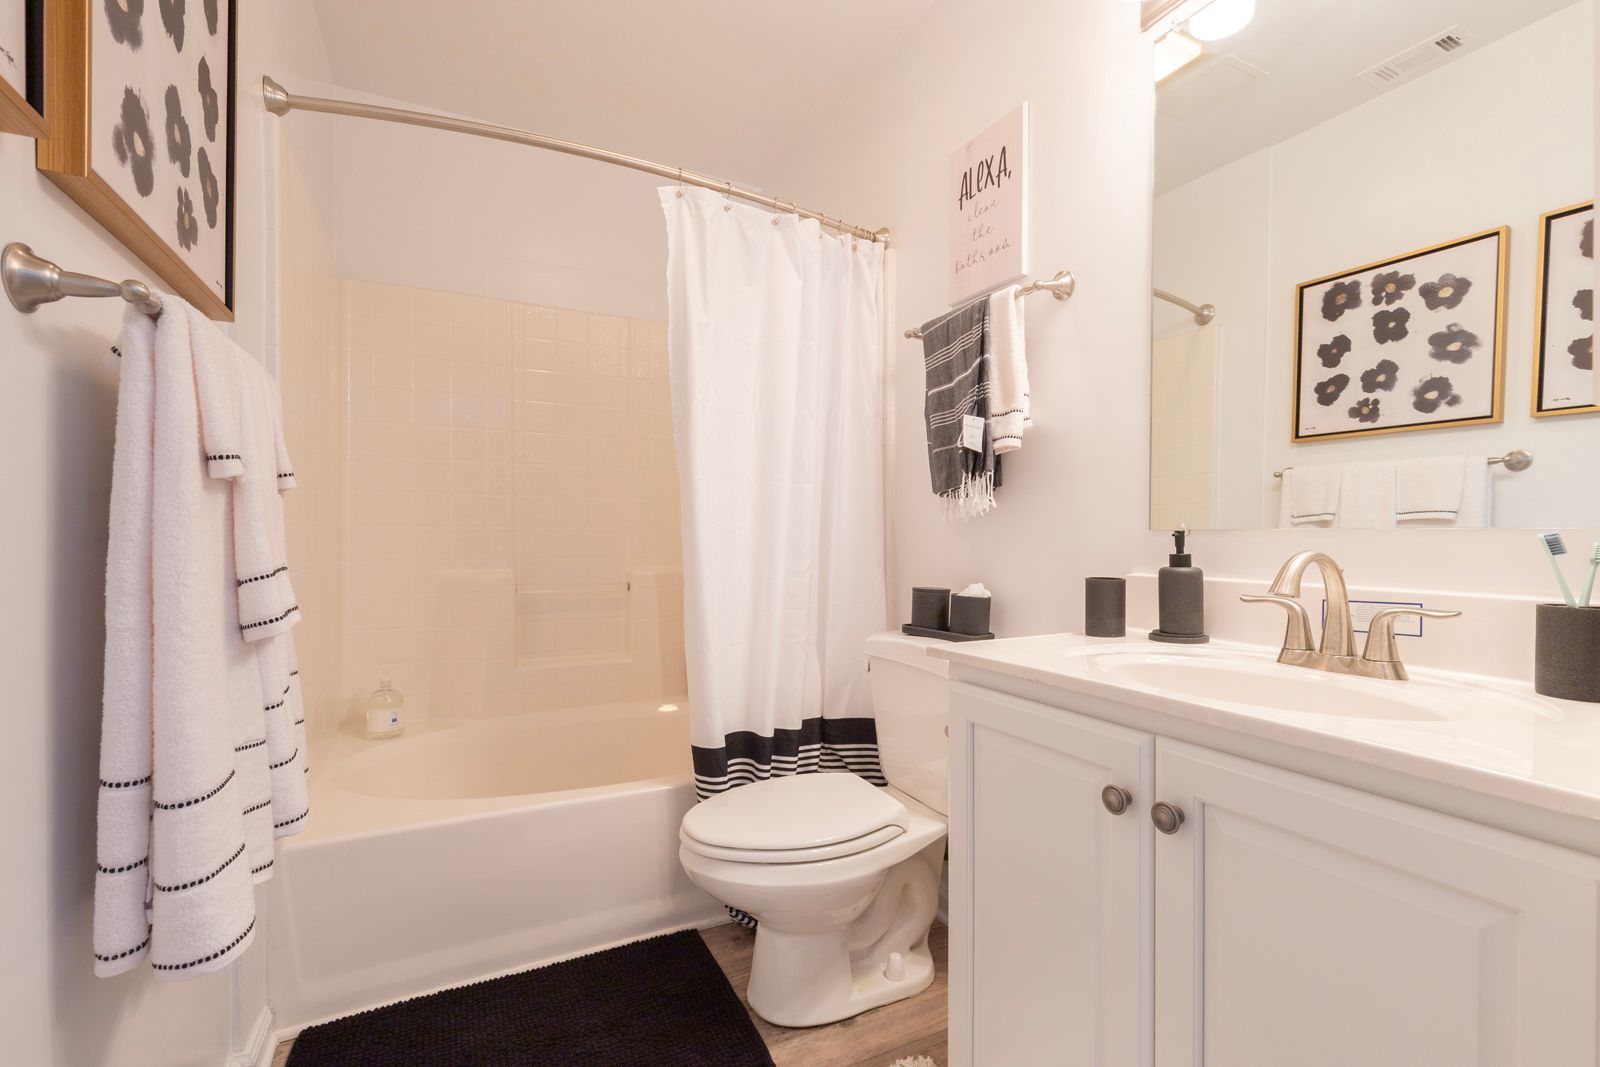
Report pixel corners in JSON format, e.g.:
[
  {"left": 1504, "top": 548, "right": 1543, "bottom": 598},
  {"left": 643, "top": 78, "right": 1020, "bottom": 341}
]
[
  {"left": 189, "top": 311, "right": 300, "bottom": 640},
  {"left": 921, "top": 301, "right": 1001, "bottom": 518},
  {"left": 94, "top": 306, "right": 159, "bottom": 977},
  {"left": 1335, "top": 461, "right": 1398, "bottom": 528},
  {"left": 1396, "top": 456, "right": 1467, "bottom": 522},
  {"left": 1278, "top": 464, "right": 1343, "bottom": 527},
  {"left": 985, "top": 285, "right": 1030, "bottom": 454},
  {"left": 146, "top": 298, "right": 258, "bottom": 978},
  {"left": 1396, "top": 456, "right": 1491, "bottom": 528}
]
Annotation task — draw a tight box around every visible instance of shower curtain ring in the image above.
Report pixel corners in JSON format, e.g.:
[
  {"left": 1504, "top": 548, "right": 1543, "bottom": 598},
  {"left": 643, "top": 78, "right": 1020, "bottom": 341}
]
[{"left": 676, "top": 167, "right": 684, "bottom": 198}]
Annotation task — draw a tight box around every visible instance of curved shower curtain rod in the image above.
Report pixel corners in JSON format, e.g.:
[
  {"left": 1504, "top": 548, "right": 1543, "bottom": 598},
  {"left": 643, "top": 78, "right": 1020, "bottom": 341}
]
[
  {"left": 260, "top": 77, "right": 891, "bottom": 246},
  {"left": 1154, "top": 288, "right": 1216, "bottom": 325}
]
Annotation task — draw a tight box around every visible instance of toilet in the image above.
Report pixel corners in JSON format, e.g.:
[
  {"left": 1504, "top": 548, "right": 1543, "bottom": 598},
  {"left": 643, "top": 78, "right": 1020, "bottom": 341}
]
[{"left": 678, "top": 633, "right": 949, "bottom": 1028}]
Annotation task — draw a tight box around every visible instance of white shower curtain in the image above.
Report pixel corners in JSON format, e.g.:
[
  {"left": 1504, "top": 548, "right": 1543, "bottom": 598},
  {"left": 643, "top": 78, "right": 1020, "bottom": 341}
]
[{"left": 660, "top": 187, "right": 887, "bottom": 800}]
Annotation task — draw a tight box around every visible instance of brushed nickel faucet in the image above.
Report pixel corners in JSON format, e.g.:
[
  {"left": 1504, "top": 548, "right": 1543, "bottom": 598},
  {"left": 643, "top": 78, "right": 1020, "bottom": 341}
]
[{"left": 1241, "top": 551, "right": 1459, "bottom": 682}]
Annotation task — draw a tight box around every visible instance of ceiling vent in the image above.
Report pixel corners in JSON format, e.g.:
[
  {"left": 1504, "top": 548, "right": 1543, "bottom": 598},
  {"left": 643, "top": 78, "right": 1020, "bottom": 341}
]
[{"left": 1358, "top": 26, "right": 1474, "bottom": 87}]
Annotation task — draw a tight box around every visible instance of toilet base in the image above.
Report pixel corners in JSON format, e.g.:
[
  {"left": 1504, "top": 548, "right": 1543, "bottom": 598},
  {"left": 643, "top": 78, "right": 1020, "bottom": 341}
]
[
  {"left": 747, "top": 927, "right": 935, "bottom": 1028},
  {"left": 744, "top": 838, "right": 944, "bottom": 1028}
]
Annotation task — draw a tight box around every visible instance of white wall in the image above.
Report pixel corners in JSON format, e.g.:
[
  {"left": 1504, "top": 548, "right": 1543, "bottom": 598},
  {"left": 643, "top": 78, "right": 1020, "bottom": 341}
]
[
  {"left": 1158, "top": 4, "right": 1596, "bottom": 529},
  {"left": 328, "top": 89, "right": 675, "bottom": 322},
  {"left": 0, "top": 2, "right": 336, "bottom": 1062},
  {"left": 768, "top": 0, "right": 1598, "bottom": 657},
  {"left": 765, "top": 0, "right": 1156, "bottom": 638}
]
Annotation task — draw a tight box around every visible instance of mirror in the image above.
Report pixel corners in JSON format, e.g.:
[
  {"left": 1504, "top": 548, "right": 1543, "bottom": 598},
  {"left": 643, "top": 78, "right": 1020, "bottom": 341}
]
[{"left": 1150, "top": 0, "right": 1596, "bottom": 530}]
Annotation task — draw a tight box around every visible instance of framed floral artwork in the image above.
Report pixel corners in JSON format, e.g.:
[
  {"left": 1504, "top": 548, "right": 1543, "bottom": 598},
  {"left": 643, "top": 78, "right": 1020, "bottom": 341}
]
[
  {"left": 0, "top": 0, "right": 44, "bottom": 137},
  {"left": 1292, "top": 226, "right": 1508, "bottom": 442},
  {"left": 37, "top": 0, "right": 234, "bottom": 319},
  {"left": 1532, "top": 201, "right": 1596, "bottom": 418}
]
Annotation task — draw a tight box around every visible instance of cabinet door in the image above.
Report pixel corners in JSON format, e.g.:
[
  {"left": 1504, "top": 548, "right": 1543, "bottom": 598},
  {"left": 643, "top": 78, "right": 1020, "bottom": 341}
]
[
  {"left": 949, "top": 684, "right": 1154, "bottom": 1067},
  {"left": 1154, "top": 739, "right": 1600, "bottom": 1067}
]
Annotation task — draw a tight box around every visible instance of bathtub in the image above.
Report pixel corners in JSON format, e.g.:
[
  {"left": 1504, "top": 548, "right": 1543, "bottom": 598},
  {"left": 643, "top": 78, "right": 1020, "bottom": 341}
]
[{"left": 264, "top": 701, "right": 723, "bottom": 1032}]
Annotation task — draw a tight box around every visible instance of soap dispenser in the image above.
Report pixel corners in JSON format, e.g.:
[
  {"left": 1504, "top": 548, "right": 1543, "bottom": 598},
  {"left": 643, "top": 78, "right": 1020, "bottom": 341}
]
[
  {"left": 364, "top": 676, "right": 405, "bottom": 739},
  {"left": 1150, "top": 526, "right": 1209, "bottom": 645}
]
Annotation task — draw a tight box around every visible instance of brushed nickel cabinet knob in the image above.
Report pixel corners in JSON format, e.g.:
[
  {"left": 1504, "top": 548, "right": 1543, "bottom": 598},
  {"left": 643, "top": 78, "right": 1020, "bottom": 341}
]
[
  {"left": 1101, "top": 785, "right": 1133, "bottom": 815},
  {"left": 1151, "top": 801, "right": 1186, "bottom": 835}
]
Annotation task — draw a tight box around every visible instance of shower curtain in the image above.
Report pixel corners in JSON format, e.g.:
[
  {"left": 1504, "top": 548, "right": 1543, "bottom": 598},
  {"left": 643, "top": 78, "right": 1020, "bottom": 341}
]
[{"left": 660, "top": 186, "right": 887, "bottom": 802}]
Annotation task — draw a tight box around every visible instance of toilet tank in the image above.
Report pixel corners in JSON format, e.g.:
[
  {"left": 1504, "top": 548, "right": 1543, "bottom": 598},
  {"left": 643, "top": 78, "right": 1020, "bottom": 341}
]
[{"left": 865, "top": 632, "right": 950, "bottom": 816}]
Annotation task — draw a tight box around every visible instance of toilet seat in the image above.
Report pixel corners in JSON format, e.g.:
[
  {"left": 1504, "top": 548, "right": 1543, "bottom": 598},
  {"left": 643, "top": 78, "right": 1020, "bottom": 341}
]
[
  {"left": 681, "top": 823, "right": 905, "bottom": 864},
  {"left": 680, "top": 773, "right": 910, "bottom": 865}
]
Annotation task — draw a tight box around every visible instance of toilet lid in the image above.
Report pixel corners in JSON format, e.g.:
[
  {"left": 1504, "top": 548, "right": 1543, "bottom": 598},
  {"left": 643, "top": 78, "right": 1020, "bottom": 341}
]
[{"left": 681, "top": 773, "right": 909, "bottom": 853}]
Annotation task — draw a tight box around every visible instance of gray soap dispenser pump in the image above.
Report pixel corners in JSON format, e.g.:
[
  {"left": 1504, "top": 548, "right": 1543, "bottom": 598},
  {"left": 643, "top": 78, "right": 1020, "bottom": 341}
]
[{"left": 1149, "top": 525, "right": 1210, "bottom": 644}]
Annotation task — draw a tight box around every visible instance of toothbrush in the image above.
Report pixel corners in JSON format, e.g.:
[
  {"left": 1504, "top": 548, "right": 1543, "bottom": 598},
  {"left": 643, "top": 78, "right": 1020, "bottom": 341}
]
[
  {"left": 1541, "top": 533, "right": 1577, "bottom": 608},
  {"left": 1582, "top": 542, "right": 1600, "bottom": 608}
]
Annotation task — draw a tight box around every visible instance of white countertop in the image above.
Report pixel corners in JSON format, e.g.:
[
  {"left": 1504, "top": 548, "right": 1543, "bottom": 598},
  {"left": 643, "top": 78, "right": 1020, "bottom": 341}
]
[{"left": 929, "top": 634, "right": 1600, "bottom": 824}]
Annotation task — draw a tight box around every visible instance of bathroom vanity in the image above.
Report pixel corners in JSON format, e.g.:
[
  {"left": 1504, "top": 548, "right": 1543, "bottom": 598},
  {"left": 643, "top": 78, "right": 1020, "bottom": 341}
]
[{"left": 935, "top": 635, "right": 1600, "bottom": 1067}]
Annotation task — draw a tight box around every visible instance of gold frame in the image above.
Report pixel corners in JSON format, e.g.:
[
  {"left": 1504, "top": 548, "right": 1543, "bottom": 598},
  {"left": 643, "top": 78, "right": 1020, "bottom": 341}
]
[
  {"left": 0, "top": 0, "right": 45, "bottom": 137},
  {"left": 35, "top": 0, "right": 233, "bottom": 319},
  {"left": 1291, "top": 226, "right": 1509, "bottom": 443},
  {"left": 1530, "top": 200, "right": 1598, "bottom": 419}
]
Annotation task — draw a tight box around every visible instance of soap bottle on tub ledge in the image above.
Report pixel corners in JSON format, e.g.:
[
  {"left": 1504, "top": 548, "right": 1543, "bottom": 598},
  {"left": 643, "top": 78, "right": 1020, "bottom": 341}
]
[{"left": 364, "top": 676, "right": 405, "bottom": 739}]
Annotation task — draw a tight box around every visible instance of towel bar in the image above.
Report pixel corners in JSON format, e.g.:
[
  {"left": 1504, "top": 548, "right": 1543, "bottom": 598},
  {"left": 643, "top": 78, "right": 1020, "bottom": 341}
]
[
  {"left": 904, "top": 270, "right": 1075, "bottom": 339},
  {"left": 2, "top": 243, "right": 163, "bottom": 316},
  {"left": 1273, "top": 450, "right": 1533, "bottom": 480}
]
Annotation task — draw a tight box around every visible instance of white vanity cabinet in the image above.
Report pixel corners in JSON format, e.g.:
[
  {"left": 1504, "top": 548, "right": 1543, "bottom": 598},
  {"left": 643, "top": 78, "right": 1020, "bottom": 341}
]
[{"left": 948, "top": 682, "right": 1600, "bottom": 1067}]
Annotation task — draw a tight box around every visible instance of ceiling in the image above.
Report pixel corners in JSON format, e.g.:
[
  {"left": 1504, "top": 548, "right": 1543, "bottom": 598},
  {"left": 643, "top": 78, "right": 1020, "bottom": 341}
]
[
  {"left": 1156, "top": 0, "right": 1584, "bottom": 193},
  {"left": 309, "top": 0, "right": 940, "bottom": 181}
]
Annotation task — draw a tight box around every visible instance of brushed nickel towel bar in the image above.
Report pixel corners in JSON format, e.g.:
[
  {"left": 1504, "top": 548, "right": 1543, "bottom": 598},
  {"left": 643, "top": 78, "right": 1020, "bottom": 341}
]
[
  {"left": 1273, "top": 450, "right": 1533, "bottom": 479},
  {"left": 260, "top": 77, "right": 889, "bottom": 246},
  {"left": 2, "top": 243, "right": 163, "bottom": 316},
  {"left": 1154, "top": 288, "right": 1216, "bottom": 325},
  {"left": 903, "top": 271, "right": 1076, "bottom": 339}
]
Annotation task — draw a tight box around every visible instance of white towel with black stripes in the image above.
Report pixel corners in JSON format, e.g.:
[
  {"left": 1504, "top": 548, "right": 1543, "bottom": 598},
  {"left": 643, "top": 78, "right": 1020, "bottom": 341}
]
[
  {"left": 985, "top": 284, "right": 1030, "bottom": 453},
  {"left": 189, "top": 311, "right": 300, "bottom": 639},
  {"left": 96, "top": 300, "right": 258, "bottom": 979}
]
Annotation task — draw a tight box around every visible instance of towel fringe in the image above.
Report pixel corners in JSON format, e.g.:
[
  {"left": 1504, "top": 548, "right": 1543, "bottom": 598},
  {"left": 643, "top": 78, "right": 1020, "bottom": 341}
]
[{"left": 941, "top": 470, "right": 997, "bottom": 521}]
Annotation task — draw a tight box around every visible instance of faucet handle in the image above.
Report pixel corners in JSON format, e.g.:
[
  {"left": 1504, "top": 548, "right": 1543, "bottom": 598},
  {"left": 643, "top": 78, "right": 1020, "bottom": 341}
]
[
  {"left": 1361, "top": 607, "right": 1462, "bottom": 677},
  {"left": 1240, "top": 594, "right": 1315, "bottom": 653}
]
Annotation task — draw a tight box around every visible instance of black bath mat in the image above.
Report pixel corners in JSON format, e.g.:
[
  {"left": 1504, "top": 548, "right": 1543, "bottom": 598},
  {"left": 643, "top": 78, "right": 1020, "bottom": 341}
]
[{"left": 286, "top": 929, "right": 772, "bottom": 1067}]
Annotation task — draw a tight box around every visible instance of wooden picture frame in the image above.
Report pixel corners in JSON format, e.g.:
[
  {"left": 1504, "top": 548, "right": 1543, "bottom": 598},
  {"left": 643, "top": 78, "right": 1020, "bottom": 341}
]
[
  {"left": 1291, "top": 227, "right": 1508, "bottom": 443},
  {"left": 1531, "top": 201, "right": 1597, "bottom": 418},
  {"left": 37, "top": 0, "right": 235, "bottom": 319},
  {"left": 0, "top": 0, "right": 45, "bottom": 136}
]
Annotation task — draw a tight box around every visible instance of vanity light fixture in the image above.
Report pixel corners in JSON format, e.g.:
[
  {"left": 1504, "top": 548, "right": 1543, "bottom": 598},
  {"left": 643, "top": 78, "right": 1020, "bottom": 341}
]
[
  {"left": 1187, "top": 0, "right": 1256, "bottom": 41},
  {"left": 657, "top": 703, "right": 680, "bottom": 713},
  {"left": 1154, "top": 30, "right": 1205, "bottom": 83}
]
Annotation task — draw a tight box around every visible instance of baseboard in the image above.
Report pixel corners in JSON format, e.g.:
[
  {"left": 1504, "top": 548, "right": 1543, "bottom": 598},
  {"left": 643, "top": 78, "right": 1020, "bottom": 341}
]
[{"left": 231, "top": 1007, "right": 276, "bottom": 1067}]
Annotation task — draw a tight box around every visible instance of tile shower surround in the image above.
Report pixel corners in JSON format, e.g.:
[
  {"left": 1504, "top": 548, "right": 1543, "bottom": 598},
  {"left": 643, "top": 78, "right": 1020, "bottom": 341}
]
[{"left": 338, "top": 282, "right": 686, "bottom": 731}]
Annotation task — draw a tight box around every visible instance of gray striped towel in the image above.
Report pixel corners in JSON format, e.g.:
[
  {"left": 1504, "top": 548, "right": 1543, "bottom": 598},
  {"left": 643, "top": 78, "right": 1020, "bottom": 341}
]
[{"left": 921, "top": 301, "right": 1001, "bottom": 519}]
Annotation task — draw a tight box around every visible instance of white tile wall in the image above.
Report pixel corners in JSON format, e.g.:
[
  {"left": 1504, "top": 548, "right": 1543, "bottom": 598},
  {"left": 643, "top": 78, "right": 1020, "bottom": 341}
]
[{"left": 341, "top": 282, "right": 686, "bottom": 727}]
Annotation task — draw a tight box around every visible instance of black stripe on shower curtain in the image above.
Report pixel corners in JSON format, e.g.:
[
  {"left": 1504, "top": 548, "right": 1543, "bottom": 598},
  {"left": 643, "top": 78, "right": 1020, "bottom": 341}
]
[
  {"left": 690, "top": 716, "right": 885, "bottom": 799},
  {"left": 692, "top": 716, "right": 885, "bottom": 929}
]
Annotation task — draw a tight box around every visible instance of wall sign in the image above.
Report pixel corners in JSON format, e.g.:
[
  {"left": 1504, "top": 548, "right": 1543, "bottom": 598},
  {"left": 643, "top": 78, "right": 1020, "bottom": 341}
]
[{"left": 948, "top": 103, "right": 1029, "bottom": 306}]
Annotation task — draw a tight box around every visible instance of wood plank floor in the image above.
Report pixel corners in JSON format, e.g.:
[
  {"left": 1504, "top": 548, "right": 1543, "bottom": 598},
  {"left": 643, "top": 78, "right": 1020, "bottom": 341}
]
[{"left": 272, "top": 921, "right": 948, "bottom": 1067}]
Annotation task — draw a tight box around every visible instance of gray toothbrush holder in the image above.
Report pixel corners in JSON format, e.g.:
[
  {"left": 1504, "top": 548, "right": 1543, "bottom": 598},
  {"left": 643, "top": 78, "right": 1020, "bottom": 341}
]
[
  {"left": 1085, "top": 577, "right": 1127, "bottom": 638},
  {"left": 1534, "top": 604, "right": 1600, "bottom": 703}
]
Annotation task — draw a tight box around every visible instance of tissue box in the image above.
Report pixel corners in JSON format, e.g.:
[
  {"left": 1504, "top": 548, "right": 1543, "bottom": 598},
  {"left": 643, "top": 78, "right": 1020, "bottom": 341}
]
[{"left": 949, "top": 594, "right": 992, "bottom": 637}]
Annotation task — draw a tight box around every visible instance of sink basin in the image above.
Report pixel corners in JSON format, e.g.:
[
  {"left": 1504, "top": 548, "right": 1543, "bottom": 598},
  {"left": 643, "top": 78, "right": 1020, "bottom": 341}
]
[{"left": 1081, "top": 649, "right": 1456, "bottom": 721}]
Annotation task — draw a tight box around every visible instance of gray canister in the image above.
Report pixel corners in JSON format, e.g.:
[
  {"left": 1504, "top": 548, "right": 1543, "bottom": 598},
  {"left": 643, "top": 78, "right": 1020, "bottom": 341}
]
[
  {"left": 910, "top": 587, "right": 951, "bottom": 631},
  {"left": 1534, "top": 604, "right": 1600, "bottom": 703},
  {"left": 950, "top": 594, "right": 992, "bottom": 636},
  {"left": 1084, "top": 577, "right": 1127, "bottom": 638}
]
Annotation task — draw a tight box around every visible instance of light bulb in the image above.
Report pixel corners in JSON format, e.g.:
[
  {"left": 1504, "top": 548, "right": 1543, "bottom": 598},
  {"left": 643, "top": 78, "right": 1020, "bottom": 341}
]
[{"left": 1188, "top": 0, "right": 1255, "bottom": 42}]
